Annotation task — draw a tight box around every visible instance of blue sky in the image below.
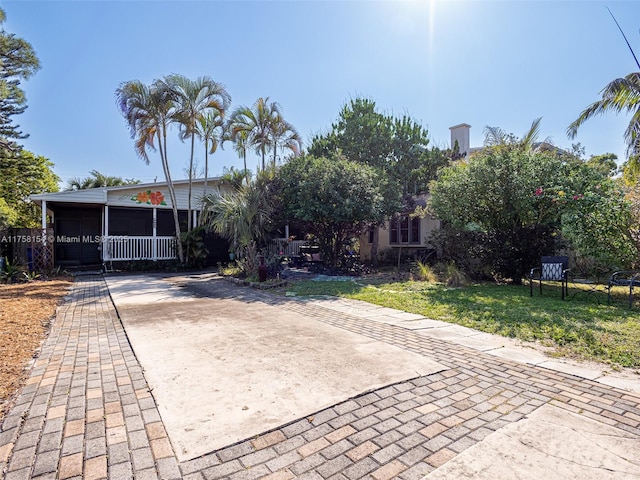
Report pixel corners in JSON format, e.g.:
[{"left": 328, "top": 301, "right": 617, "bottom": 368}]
[{"left": 4, "top": 0, "right": 640, "bottom": 186}]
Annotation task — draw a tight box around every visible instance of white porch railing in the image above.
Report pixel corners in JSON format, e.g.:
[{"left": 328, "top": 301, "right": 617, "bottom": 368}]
[
  {"left": 266, "top": 239, "right": 307, "bottom": 257},
  {"left": 102, "top": 236, "right": 176, "bottom": 261}
]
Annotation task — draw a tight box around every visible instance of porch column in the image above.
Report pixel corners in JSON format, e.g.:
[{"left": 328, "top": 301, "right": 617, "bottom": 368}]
[
  {"left": 193, "top": 210, "right": 197, "bottom": 229},
  {"left": 103, "top": 206, "right": 109, "bottom": 261},
  {"left": 152, "top": 208, "right": 157, "bottom": 261},
  {"left": 104, "top": 205, "right": 109, "bottom": 236},
  {"left": 41, "top": 200, "right": 47, "bottom": 246}
]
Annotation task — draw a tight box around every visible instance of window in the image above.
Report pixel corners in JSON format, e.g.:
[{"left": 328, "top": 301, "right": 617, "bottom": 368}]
[
  {"left": 109, "top": 208, "right": 152, "bottom": 236},
  {"left": 390, "top": 215, "right": 420, "bottom": 245},
  {"left": 157, "top": 210, "right": 188, "bottom": 236},
  {"left": 367, "top": 227, "right": 374, "bottom": 244}
]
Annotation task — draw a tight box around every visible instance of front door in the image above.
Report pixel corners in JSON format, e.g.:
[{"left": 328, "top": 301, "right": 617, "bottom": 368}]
[{"left": 54, "top": 207, "right": 101, "bottom": 266}]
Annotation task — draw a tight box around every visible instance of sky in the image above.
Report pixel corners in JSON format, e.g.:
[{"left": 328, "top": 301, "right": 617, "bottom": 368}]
[{"left": 3, "top": 0, "right": 640, "bottom": 187}]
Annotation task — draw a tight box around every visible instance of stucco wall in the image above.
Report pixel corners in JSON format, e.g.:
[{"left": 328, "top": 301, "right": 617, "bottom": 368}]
[{"left": 359, "top": 215, "right": 441, "bottom": 262}]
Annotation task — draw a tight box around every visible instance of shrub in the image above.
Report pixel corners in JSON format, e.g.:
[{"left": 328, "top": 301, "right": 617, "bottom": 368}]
[
  {"left": 412, "top": 260, "right": 438, "bottom": 282},
  {"left": 443, "top": 262, "right": 468, "bottom": 288}
]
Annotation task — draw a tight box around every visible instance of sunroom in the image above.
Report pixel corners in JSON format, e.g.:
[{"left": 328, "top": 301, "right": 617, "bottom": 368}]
[{"left": 30, "top": 178, "right": 230, "bottom": 269}]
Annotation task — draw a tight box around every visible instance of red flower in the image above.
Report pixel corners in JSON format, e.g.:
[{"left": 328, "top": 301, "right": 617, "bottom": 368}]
[{"left": 534, "top": 187, "right": 543, "bottom": 196}]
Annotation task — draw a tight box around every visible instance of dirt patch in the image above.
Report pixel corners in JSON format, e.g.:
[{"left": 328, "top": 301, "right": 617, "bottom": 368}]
[{"left": 0, "top": 277, "right": 73, "bottom": 421}]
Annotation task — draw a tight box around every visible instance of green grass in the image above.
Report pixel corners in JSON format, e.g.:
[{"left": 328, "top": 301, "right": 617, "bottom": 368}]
[{"left": 277, "top": 278, "right": 640, "bottom": 369}]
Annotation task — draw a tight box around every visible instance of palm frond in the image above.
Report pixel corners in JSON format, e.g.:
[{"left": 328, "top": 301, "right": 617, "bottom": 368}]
[{"left": 567, "top": 72, "right": 640, "bottom": 156}]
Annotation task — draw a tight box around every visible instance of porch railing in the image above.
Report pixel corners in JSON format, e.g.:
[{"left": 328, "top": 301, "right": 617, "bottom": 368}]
[
  {"left": 102, "top": 236, "right": 176, "bottom": 261},
  {"left": 266, "top": 239, "right": 306, "bottom": 257}
]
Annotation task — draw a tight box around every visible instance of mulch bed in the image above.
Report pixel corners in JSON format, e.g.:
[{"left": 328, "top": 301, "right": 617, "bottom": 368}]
[{"left": 0, "top": 277, "right": 73, "bottom": 421}]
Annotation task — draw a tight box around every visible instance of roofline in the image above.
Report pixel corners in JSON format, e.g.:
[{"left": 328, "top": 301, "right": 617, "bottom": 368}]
[
  {"left": 30, "top": 176, "right": 223, "bottom": 204},
  {"left": 102, "top": 176, "right": 223, "bottom": 192}
]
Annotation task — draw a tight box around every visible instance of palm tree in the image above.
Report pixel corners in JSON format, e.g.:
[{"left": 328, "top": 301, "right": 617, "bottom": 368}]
[
  {"left": 67, "top": 170, "right": 139, "bottom": 190},
  {"left": 221, "top": 124, "right": 251, "bottom": 184},
  {"left": 567, "top": 72, "right": 640, "bottom": 158},
  {"left": 228, "top": 97, "right": 280, "bottom": 171},
  {"left": 201, "top": 178, "right": 273, "bottom": 274},
  {"left": 196, "top": 110, "right": 225, "bottom": 198},
  {"left": 270, "top": 115, "right": 302, "bottom": 167},
  {"left": 115, "top": 79, "right": 185, "bottom": 263},
  {"left": 162, "top": 74, "right": 231, "bottom": 231},
  {"left": 484, "top": 117, "right": 549, "bottom": 152}
]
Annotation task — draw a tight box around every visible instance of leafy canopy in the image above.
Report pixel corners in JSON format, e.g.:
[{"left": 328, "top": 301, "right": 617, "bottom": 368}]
[
  {"left": 0, "top": 149, "right": 59, "bottom": 228},
  {"left": 276, "top": 153, "right": 386, "bottom": 264},
  {"left": 0, "top": 8, "right": 40, "bottom": 150},
  {"left": 428, "top": 136, "right": 622, "bottom": 282}
]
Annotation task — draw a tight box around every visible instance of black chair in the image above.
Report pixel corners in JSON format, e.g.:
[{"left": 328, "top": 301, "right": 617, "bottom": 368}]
[
  {"left": 529, "top": 256, "right": 570, "bottom": 300},
  {"left": 607, "top": 271, "right": 640, "bottom": 308}
]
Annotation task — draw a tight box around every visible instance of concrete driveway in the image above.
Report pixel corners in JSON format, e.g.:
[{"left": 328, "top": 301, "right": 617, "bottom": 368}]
[{"left": 106, "top": 274, "right": 446, "bottom": 461}]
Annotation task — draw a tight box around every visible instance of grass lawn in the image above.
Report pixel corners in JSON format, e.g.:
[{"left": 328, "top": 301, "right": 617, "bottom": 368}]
[{"left": 275, "top": 276, "right": 640, "bottom": 370}]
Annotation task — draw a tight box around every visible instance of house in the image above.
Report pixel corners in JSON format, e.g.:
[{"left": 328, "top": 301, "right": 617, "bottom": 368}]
[
  {"left": 358, "top": 195, "right": 441, "bottom": 262},
  {"left": 29, "top": 178, "right": 231, "bottom": 269},
  {"left": 359, "top": 123, "right": 477, "bottom": 262}
]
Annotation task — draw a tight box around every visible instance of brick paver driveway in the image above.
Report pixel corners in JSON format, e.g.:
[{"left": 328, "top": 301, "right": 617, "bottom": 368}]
[{"left": 1, "top": 275, "right": 639, "bottom": 479}]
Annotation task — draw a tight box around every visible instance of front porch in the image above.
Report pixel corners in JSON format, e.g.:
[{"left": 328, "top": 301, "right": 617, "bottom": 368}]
[
  {"left": 29, "top": 178, "right": 232, "bottom": 270},
  {"left": 102, "top": 235, "right": 176, "bottom": 262}
]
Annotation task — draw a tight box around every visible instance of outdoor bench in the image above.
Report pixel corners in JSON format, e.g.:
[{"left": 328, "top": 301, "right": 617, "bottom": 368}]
[{"left": 607, "top": 270, "right": 640, "bottom": 308}]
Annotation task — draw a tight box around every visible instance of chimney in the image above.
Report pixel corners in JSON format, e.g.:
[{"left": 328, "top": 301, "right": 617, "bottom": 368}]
[{"left": 449, "top": 123, "right": 471, "bottom": 156}]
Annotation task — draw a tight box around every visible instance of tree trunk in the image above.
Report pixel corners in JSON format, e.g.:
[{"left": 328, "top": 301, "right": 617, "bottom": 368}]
[
  {"left": 159, "top": 129, "right": 184, "bottom": 264},
  {"left": 370, "top": 226, "right": 380, "bottom": 267},
  {"left": 187, "top": 133, "right": 195, "bottom": 233},
  {"left": 243, "top": 151, "right": 248, "bottom": 184}
]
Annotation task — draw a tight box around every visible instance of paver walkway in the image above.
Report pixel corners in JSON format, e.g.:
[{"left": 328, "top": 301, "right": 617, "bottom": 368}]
[{"left": 1, "top": 275, "right": 640, "bottom": 480}]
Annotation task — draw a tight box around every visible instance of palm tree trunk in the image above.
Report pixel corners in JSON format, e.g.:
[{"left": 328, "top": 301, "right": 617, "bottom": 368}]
[
  {"left": 204, "top": 139, "right": 209, "bottom": 194},
  {"left": 243, "top": 150, "right": 248, "bottom": 184},
  {"left": 188, "top": 132, "right": 195, "bottom": 233},
  {"left": 159, "top": 127, "right": 184, "bottom": 264}
]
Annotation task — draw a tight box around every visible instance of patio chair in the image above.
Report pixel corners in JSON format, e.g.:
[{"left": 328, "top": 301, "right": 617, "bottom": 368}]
[
  {"left": 607, "top": 271, "right": 640, "bottom": 308},
  {"left": 529, "top": 256, "right": 570, "bottom": 300}
]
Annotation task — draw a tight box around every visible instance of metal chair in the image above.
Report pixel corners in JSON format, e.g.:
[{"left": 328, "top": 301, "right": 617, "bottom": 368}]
[
  {"left": 529, "top": 256, "right": 570, "bottom": 300},
  {"left": 607, "top": 271, "right": 640, "bottom": 308}
]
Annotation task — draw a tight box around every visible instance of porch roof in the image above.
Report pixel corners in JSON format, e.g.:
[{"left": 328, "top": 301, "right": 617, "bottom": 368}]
[{"left": 30, "top": 177, "right": 223, "bottom": 208}]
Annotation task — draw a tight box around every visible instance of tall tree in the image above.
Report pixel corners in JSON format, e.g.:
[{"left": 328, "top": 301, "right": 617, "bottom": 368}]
[
  {"left": 228, "top": 97, "right": 280, "bottom": 171},
  {"left": 276, "top": 153, "right": 386, "bottom": 266},
  {"left": 66, "top": 170, "right": 139, "bottom": 190},
  {"left": 225, "top": 128, "right": 250, "bottom": 184},
  {"left": 162, "top": 74, "right": 230, "bottom": 232},
  {"left": 270, "top": 112, "right": 302, "bottom": 167},
  {"left": 115, "top": 80, "right": 185, "bottom": 263},
  {"left": 389, "top": 115, "right": 447, "bottom": 196},
  {"left": 196, "top": 110, "right": 225, "bottom": 198},
  {"left": 309, "top": 98, "right": 447, "bottom": 265},
  {"left": 0, "top": 149, "right": 58, "bottom": 228},
  {"left": 567, "top": 72, "right": 640, "bottom": 158},
  {"left": 0, "top": 8, "right": 40, "bottom": 151},
  {"left": 585, "top": 153, "right": 619, "bottom": 178},
  {"left": 309, "top": 98, "right": 393, "bottom": 169}
]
